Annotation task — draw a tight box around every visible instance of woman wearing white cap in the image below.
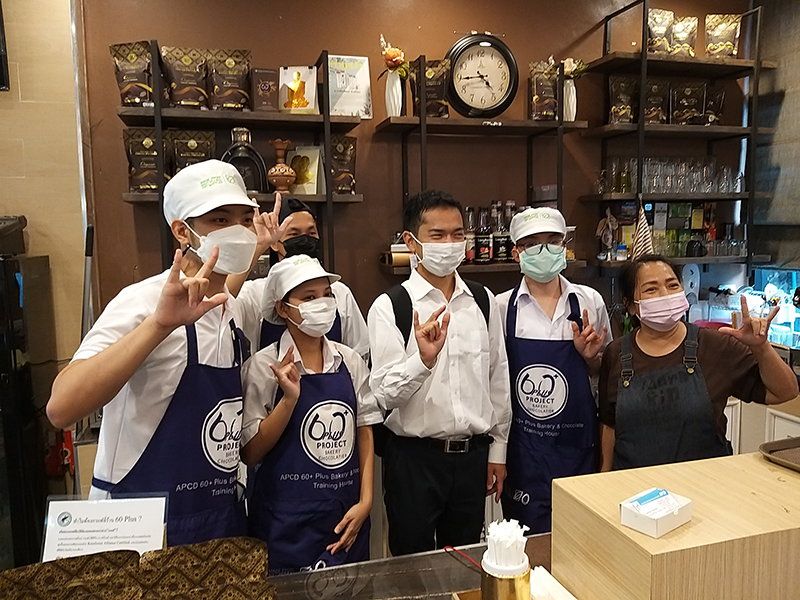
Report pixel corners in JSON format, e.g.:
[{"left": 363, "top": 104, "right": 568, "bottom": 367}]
[
  {"left": 496, "top": 207, "right": 610, "bottom": 534},
  {"left": 46, "top": 160, "right": 287, "bottom": 545},
  {"left": 241, "top": 254, "right": 381, "bottom": 575}
]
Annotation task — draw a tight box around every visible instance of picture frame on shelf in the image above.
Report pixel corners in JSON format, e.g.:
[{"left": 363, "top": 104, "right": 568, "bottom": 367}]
[
  {"left": 279, "top": 66, "right": 318, "bottom": 115},
  {"left": 286, "top": 146, "right": 322, "bottom": 194},
  {"left": 327, "top": 55, "right": 373, "bottom": 118}
]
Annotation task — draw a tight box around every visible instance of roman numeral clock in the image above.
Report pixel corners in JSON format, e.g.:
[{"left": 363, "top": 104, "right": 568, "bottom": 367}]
[{"left": 445, "top": 32, "right": 519, "bottom": 118}]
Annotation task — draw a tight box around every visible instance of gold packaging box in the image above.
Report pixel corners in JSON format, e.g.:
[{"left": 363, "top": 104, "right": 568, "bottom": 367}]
[{"left": 552, "top": 453, "right": 800, "bottom": 600}]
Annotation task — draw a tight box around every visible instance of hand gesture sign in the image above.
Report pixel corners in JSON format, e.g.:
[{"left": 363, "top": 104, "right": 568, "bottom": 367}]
[
  {"left": 152, "top": 248, "right": 228, "bottom": 333},
  {"left": 269, "top": 345, "right": 302, "bottom": 403},
  {"left": 572, "top": 308, "right": 608, "bottom": 362},
  {"left": 253, "top": 192, "right": 293, "bottom": 255},
  {"left": 414, "top": 306, "right": 450, "bottom": 369},
  {"left": 719, "top": 295, "right": 778, "bottom": 348}
]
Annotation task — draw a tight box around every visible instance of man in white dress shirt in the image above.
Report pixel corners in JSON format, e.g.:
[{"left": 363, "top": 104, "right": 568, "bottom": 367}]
[{"left": 368, "top": 189, "right": 511, "bottom": 555}]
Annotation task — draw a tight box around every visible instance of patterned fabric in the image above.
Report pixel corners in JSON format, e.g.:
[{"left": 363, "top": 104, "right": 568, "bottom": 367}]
[
  {"left": 631, "top": 203, "right": 654, "bottom": 259},
  {"left": 0, "top": 538, "right": 275, "bottom": 600}
]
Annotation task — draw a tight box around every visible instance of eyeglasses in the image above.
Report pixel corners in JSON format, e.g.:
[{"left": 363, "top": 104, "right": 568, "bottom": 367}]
[{"left": 519, "top": 242, "right": 566, "bottom": 256}]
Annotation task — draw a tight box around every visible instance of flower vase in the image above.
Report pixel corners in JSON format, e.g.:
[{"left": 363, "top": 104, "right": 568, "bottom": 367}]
[
  {"left": 385, "top": 69, "right": 403, "bottom": 117},
  {"left": 564, "top": 79, "right": 577, "bottom": 122},
  {"left": 267, "top": 139, "right": 296, "bottom": 193}
]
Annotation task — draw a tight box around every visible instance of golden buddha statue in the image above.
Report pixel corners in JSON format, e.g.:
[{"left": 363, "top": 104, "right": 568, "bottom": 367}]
[{"left": 284, "top": 71, "right": 309, "bottom": 108}]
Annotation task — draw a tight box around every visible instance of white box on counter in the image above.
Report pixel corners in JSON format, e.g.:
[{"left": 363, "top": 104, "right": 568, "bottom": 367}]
[{"left": 619, "top": 488, "right": 692, "bottom": 538}]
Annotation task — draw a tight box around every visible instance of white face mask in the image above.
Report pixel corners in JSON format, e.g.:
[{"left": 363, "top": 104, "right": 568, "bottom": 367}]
[
  {"left": 185, "top": 223, "right": 257, "bottom": 275},
  {"left": 285, "top": 297, "right": 337, "bottom": 338},
  {"left": 411, "top": 233, "right": 466, "bottom": 277}
]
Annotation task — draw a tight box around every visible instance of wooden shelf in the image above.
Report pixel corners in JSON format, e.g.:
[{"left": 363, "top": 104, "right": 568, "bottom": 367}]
[
  {"left": 589, "top": 255, "right": 771, "bottom": 269},
  {"left": 374, "top": 116, "right": 588, "bottom": 137},
  {"left": 380, "top": 260, "right": 588, "bottom": 276},
  {"left": 582, "top": 123, "right": 775, "bottom": 140},
  {"left": 122, "top": 192, "right": 363, "bottom": 205},
  {"left": 117, "top": 106, "right": 361, "bottom": 132},
  {"left": 580, "top": 192, "right": 770, "bottom": 203},
  {"left": 583, "top": 51, "right": 777, "bottom": 79}
]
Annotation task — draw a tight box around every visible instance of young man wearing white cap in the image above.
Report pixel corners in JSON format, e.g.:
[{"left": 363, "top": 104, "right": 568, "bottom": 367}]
[
  {"left": 240, "top": 254, "right": 380, "bottom": 574},
  {"left": 47, "top": 159, "right": 286, "bottom": 546},
  {"left": 496, "top": 207, "right": 610, "bottom": 534}
]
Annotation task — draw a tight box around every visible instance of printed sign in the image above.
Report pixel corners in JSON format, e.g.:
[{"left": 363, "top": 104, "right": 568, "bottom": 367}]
[
  {"left": 515, "top": 364, "right": 569, "bottom": 420},
  {"left": 42, "top": 497, "right": 166, "bottom": 561},
  {"left": 202, "top": 397, "right": 242, "bottom": 472},
  {"left": 301, "top": 400, "right": 356, "bottom": 469}
]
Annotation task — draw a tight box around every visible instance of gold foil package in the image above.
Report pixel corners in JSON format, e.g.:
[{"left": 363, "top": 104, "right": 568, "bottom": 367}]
[
  {"left": 609, "top": 76, "right": 639, "bottom": 124},
  {"left": 529, "top": 61, "right": 558, "bottom": 121},
  {"left": 124, "top": 128, "right": 160, "bottom": 191},
  {"left": 644, "top": 79, "right": 669, "bottom": 124},
  {"left": 671, "top": 17, "right": 698, "bottom": 57},
  {"left": 671, "top": 82, "right": 707, "bottom": 125},
  {"left": 110, "top": 41, "right": 153, "bottom": 106},
  {"left": 208, "top": 49, "right": 251, "bottom": 110},
  {"left": 161, "top": 46, "right": 210, "bottom": 108},
  {"left": 331, "top": 135, "right": 357, "bottom": 193},
  {"left": 647, "top": 9, "right": 674, "bottom": 54},
  {"left": 410, "top": 59, "right": 451, "bottom": 118},
  {"left": 706, "top": 14, "right": 742, "bottom": 58},
  {"left": 704, "top": 86, "right": 725, "bottom": 125},
  {"left": 166, "top": 130, "right": 216, "bottom": 174}
]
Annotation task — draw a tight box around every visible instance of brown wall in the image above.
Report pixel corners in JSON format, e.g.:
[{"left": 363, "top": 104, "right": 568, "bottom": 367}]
[{"left": 80, "top": 0, "right": 749, "bottom": 318}]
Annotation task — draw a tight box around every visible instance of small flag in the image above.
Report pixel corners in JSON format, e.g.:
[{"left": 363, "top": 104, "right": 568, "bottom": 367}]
[{"left": 631, "top": 204, "right": 654, "bottom": 259}]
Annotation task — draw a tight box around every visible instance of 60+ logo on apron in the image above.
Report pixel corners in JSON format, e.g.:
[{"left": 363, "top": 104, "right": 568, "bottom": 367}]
[
  {"left": 515, "top": 364, "right": 569, "bottom": 420},
  {"left": 201, "top": 397, "right": 242, "bottom": 472},
  {"left": 301, "top": 400, "right": 356, "bottom": 469}
]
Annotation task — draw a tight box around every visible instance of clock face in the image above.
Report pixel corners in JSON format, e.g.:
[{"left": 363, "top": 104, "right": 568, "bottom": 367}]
[
  {"left": 445, "top": 34, "right": 519, "bottom": 118},
  {"left": 452, "top": 47, "right": 512, "bottom": 111}
]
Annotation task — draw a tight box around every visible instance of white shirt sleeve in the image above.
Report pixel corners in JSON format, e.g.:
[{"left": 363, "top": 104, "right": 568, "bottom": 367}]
[
  {"left": 485, "top": 288, "right": 512, "bottom": 464},
  {"left": 332, "top": 281, "right": 370, "bottom": 362},
  {"left": 240, "top": 343, "right": 280, "bottom": 447},
  {"left": 336, "top": 343, "right": 383, "bottom": 427},
  {"left": 495, "top": 288, "right": 513, "bottom": 339},
  {"left": 367, "top": 293, "right": 432, "bottom": 412},
  {"left": 592, "top": 288, "right": 613, "bottom": 348},
  {"left": 236, "top": 279, "right": 268, "bottom": 351}
]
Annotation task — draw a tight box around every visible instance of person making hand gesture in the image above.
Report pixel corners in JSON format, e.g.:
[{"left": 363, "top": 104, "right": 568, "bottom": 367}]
[{"left": 47, "top": 160, "right": 285, "bottom": 546}]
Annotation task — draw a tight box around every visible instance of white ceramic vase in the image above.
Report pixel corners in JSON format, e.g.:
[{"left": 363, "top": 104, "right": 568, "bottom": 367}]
[
  {"left": 563, "top": 79, "right": 577, "bottom": 121},
  {"left": 385, "top": 69, "right": 403, "bottom": 117}
]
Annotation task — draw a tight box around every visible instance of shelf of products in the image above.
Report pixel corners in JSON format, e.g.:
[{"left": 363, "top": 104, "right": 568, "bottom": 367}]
[
  {"left": 590, "top": 255, "right": 771, "bottom": 269},
  {"left": 375, "top": 116, "right": 588, "bottom": 137},
  {"left": 583, "top": 51, "right": 777, "bottom": 79},
  {"left": 117, "top": 106, "right": 361, "bottom": 132},
  {"left": 580, "top": 192, "right": 770, "bottom": 203},
  {"left": 380, "top": 260, "right": 588, "bottom": 277},
  {"left": 582, "top": 123, "right": 775, "bottom": 140},
  {"left": 122, "top": 192, "right": 363, "bottom": 205}
]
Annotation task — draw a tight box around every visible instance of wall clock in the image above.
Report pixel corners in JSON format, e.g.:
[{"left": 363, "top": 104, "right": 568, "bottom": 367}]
[{"left": 445, "top": 32, "right": 519, "bottom": 118}]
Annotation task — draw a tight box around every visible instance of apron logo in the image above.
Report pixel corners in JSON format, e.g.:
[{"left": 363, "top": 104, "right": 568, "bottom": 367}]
[
  {"left": 201, "top": 398, "right": 242, "bottom": 472},
  {"left": 512, "top": 489, "right": 530, "bottom": 505},
  {"left": 516, "top": 364, "right": 569, "bottom": 420},
  {"left": 301, "top": 400, "right": 355, "bottom": 469}
]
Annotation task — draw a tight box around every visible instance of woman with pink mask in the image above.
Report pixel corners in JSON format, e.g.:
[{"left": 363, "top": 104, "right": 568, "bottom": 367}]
[{"left": 599, "top": 254, "right": 798, "bottom": 471}]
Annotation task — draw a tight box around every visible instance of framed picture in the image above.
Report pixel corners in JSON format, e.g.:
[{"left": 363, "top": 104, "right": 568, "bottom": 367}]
[
  {"left": 0, "top": 1, "right": 9, "bottom": 92},
  {"left": 279, "top": 66, "right": 318, "bottom": 115},
  {"left": 328, "top": 55, "right": 372, "bottom": 119},
  {"left": 287, "top": 147, "right": 322, "bottom": 194}
]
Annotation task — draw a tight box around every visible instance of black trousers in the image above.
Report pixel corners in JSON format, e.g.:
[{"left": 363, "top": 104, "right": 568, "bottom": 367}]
[{"left": 383, "top": 434, "right": 490, "bottom": 556}]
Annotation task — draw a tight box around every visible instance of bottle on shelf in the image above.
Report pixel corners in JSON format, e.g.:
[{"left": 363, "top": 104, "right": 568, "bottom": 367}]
[
  {"left": 504, "top": 200, "right": 516, "bottom": 258},
  {"left": 475, "top": 207, "right": 492, "bottom": 264},
  {"left": 492, "top": 201, "right": 511, "bottom": 262},
  {"left": 220, "top": 127, "right": 268, "bottom": 194},
  {"left": 464, "top": 206, "right": 476, "bottom": 264}
]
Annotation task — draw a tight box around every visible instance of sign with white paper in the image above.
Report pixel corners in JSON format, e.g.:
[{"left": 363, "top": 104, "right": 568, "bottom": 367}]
[{"left": 42, "top": 497, "right": 166, "bottom": 561}]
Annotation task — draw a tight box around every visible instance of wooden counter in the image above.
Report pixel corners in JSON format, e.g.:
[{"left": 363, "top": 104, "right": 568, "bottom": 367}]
[{"left": 552, "top": 453, "right": 800, "bottom": 600}]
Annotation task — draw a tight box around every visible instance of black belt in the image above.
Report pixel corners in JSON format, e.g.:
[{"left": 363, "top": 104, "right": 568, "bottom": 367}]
[{"left": 393, "top": 434, "right": 493, "bottom": 454}]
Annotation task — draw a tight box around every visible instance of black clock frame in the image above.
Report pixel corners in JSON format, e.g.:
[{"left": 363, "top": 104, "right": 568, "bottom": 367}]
[{"left": 445, "top": 33, "right": 519, "bottom": 119}]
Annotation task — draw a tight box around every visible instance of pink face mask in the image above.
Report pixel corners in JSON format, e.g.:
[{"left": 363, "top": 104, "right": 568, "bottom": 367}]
[{"left": 636, "top": 291, "right": 689, "bottom": 332}]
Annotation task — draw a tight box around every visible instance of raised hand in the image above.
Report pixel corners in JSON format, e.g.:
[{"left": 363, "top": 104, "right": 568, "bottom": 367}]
[
  {"left": 253, "top": 192, "right": 293, "bottom": 255},
  {"left": 719, "top": 295, "right": 778, "bottom": 348},
  {"left": 269, "top": 345, "right": 301, "bottom": 403},
  {"left": 572, "top": 308, "right": 608, "bottom": 362},
  {"left": 152, "top": 248, "right": 228, "bottom": 333},
  {"left": 414, "top": 306, "right": 450, "bottom": 369}
]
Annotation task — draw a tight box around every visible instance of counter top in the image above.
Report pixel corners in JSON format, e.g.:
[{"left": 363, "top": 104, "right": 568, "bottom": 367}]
[
  {"left": 271, "top": 534, "right": 551, "bottom": 600},
  {"left": 768, "top": 396, "right": 800, "bottom": 420}
]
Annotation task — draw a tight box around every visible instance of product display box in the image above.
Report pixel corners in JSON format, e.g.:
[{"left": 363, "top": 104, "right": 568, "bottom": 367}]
[{"left": 552, "top": 453, "right": 800, "bottom": 600}]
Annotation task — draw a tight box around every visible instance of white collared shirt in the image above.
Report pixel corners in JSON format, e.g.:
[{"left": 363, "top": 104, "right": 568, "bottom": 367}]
[
  {"left": 72, "top": 270, "right": 242, "bottom": 495},
  {"left": 241, "top": 329, "right": 382, "bottom": 446},
  {"left": 496, "top": 275, "right": 611, "bottom": 345},
  {"left": 238, "top": 278, "right": 370, "bottom": 361},
  {"left": 367, "top": 269, "right": 512, "bottom": 463}
]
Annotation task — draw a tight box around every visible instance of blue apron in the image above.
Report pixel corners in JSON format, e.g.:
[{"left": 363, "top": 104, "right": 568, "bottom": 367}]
[
  {"left": 613, "top": 323, "right": 731, "bottom": 469},
  {"left": 93, "top": 321, "right": 248, "bottom": 546},
  {"left": 500, "top": 283, "right": 598, "bottom": 534},
  {"left": 248, "top": 352, "right": 369, "bottom": 575},
  {"left": 259, "top": 311, "right": 342, "bottom": 351}
]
